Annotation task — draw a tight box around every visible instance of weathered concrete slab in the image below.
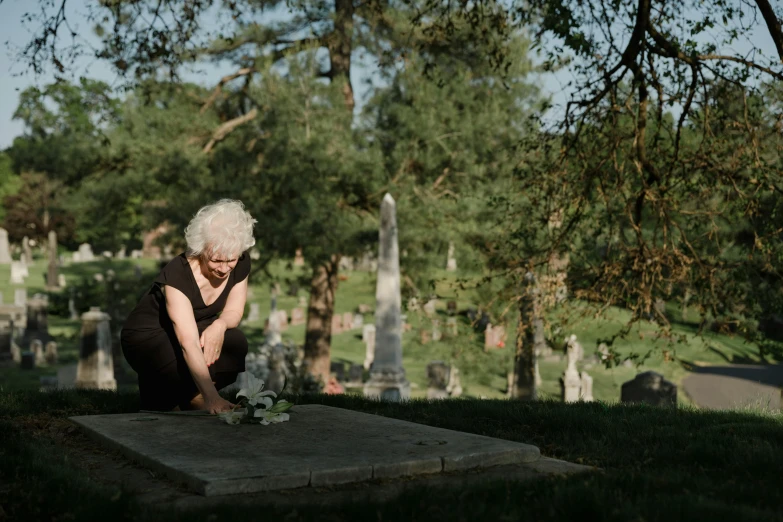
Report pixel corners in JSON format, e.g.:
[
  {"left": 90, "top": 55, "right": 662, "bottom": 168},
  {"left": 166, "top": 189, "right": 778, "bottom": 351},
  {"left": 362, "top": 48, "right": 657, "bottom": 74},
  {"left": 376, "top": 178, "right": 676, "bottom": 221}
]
[{"left": 70, "top": 404, "right": 540, "bottom": 496}]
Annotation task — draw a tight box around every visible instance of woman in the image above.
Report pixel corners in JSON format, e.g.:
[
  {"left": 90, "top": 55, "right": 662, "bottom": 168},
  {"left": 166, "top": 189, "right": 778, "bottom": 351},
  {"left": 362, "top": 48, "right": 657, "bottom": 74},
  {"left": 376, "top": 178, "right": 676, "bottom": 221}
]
[{"left": 121, "top": 199, "right": 256, "bottom": 414}]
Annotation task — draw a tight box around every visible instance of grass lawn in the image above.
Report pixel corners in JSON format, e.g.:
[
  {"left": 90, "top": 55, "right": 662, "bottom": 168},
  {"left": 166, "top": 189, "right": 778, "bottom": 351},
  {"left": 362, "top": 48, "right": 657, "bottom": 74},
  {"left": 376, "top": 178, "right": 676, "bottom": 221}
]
[
  {"left": 0, "top": 257, "right": 776, "bottom": 405},
  {"left": 1, "top": 390, "right": 782, "bottom": 521}
]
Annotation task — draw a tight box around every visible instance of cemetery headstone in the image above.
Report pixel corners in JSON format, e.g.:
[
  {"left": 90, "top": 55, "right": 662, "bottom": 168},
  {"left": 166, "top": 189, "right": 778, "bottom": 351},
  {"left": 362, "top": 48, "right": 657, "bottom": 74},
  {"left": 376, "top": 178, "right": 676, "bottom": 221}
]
[
  {"left": 338, "top": 256, "right": 355, "bottom": 271},
  {"left": 347, "top": 363, "right": 363, "bottom": 384},
  {"left": 9, "top": 261, "right": 25, "bottom": 284},
  {"left": 331, "top": 314, "right": 343, "bottom": 335},
  {"left": 446, "top": 241, "right": 457, "bottom": 271},
  {"left": 76, "top": 307, "right": 117, "bottom": 390},
  {"left": 534, "top": 359, "right": 543, "bottom": 387},
  {"left": 22, "top": 236, "right": 33, "bottom": 264},
  {"left": 47, "top": 230, "right": 59, "bottom": 288},
  {"left": 293, "top": 248, "right": 305, "bottom": 266},
  {"left": 352, "top": 313, "right": 364, "bottom": 330},
  {"left": 446, "top": 366, "right": 463, "bottom": 397},
  {"left": 446, "top": 317, "right": 458, "bottom": 336},
  {"left": 580, "top": 372, "right": 594, "bottom": 402},
  {"left": 329, "top": 361, "right": 346, "bottom": 382},
  {"left": 45, "top": 341, "right": 58, "bottom": 365},
  {"left": 432, "top": 319, "right": 442, "bottom": 341},
  {"left": 116, "top": 245, "right": 127, "bottom": 259},
  {"left": 426, "top": 361, "right": 450, "bottom": 399},
  {"left": 560, "top": 343, "right": 581, "bottom": 403},
  {"left": 275, "top": 309, "right": 289, "bottom": 332},
  {"left": 14, "top": 289, "right": 26, "bottom": 308},
  {"left": 0, "top": 322, "right": 13, "bottom": 365},
  {"left": 423, "top": 299, "right": 438, "bottom": 317},
  {"left": 23, "top": 294, "right": 50, "bottom": 346},
  {"left": 621, "top": 371, "right": 677, "bottom": 407},
  {"left": 290, "top": 307, "right": 305, "bottom": 326},
  {"left": 21, "top": 351, "right": 35, "bottom": 370},
  {"left": 130, "top": 249, "right": 143, "bottom": 259},
  {"left": 0, "top": 228, "right": 11, "bottom": 264},
  {"left": 565, "top": 334, "right": 584, "bottom": 361},
  {"left": 31, "top": 339, "right": 45, "bottom": 366},
  {"left": 364, "top": 194, "right": 410, "bottom": 401},
  {"left": 342, "top": 312, "right": 353, "bottom": 330},
  {"left": 246, "top": 303, "right": 260, "bottom": 323},
  {"left": 72, "top": 251, "right": 81, "bottom": 262},
  {"left": 58, "top": 274, "right": 67, "bottom": 288},
  {"left": 78, "top": 243, "right": 95, "bottom": 262},
  {"left": 407, "top": 297, "right": 420, "bottom": 312}
]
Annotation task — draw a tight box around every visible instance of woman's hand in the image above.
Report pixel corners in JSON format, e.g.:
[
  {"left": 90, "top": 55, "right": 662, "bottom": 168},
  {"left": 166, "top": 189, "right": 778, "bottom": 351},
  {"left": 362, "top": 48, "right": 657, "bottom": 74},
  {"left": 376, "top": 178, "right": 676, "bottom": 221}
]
[
  {"left": 201, "top": 320, "right": 227, "bottom": 366},
  {"left": 204, "top": 395, "right": 235, "bottom": 414}
]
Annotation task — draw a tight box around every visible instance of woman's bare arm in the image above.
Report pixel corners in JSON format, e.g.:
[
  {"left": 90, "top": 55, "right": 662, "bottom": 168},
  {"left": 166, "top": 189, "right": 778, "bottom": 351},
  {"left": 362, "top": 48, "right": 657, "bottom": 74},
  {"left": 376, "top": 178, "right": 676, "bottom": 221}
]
[
  {"left": 214, "top": 277, "right": 248, "bottom": 329},
  {"left": 163, "top": 285, "right": 220, "bottom": 403}
]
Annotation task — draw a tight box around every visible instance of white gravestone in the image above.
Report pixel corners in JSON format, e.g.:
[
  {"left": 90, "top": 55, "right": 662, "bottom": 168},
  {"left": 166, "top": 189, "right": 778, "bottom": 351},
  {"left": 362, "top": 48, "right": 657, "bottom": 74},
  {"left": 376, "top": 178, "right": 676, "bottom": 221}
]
[
  {"left": 31, "top": 339, "right": 45, "bottom": 367},
  {"left": 14, "top": 289, "right": 26, "bottom": 308},
  {"left": 446, "top": 241, "right": 457, "bottom": 272},
  {"left": 560, "top": 342, "right": 581, "bottom": 403},
  {"left": 9, "top": 261, "right": 26, "bottom": 284},
  {"left": 0, "top": 228, "right": 11, "bottom": 264},
  {"left": 77, "top": 243, "right": 95, "bottom": 262},
  {"left": 580, "top": 372, "right": 594, "bottom": 402},
  {"left": 364, "top": 194, "right": 410, "bottom": 401},
  {"left": 76, "top": 308, "right": 116, "bottom": 391},
  {"left": 246, "top": 303, "right": 260, "bottom": 323}
]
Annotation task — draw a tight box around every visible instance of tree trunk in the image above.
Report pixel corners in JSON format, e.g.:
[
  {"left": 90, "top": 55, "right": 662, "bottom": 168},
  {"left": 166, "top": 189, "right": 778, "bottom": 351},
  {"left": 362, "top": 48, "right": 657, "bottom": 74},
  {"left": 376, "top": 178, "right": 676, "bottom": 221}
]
[
  {"left": 512, "top": 274, "right": 537, "bottom": 400},
  {"left": 328, "top": 0, "right": 355, "bottom": 110},
  {"left": 303, "top": 255, "right": 340, "bottom": 385}
]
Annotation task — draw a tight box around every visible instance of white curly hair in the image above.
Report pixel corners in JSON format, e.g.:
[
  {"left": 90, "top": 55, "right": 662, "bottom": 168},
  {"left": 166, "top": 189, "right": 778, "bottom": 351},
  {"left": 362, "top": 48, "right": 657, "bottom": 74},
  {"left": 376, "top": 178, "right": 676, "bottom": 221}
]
[{"left": 184, "top": 199, "right": 257, "bottom": 259}]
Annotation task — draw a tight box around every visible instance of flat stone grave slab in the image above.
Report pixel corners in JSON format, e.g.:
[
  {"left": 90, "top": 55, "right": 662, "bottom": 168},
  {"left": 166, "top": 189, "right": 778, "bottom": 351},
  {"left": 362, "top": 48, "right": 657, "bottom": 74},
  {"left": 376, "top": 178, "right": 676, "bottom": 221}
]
[{"left": 70, "top": 404, "right": 540, "bottom": 497}]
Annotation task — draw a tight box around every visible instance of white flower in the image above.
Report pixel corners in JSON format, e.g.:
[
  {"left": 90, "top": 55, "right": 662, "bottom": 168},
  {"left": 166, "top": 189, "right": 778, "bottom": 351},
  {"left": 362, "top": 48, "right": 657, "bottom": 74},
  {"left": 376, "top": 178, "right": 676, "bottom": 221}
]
[
  {"left": 236, "top": 373, "right": 277, "bottom": 406},
  {"left": 253, "top": 408, "right": 290, "bottom": 425},
  {"left": 218, "top": 410, "right": 246, "bottom": 425}
]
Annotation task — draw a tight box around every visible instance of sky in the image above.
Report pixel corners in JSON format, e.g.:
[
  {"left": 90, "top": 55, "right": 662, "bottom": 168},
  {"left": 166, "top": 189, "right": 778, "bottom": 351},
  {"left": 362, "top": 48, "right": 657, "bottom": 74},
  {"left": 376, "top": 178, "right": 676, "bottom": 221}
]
[{"left": 0, "top": 1, "right": 780, "bottom": 150}]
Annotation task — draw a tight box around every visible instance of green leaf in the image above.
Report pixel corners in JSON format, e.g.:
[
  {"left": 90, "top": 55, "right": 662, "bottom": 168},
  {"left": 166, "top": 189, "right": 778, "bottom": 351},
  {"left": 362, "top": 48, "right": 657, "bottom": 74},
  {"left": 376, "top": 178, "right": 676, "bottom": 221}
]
[{"left": 268, "top": 401, "right": 294, "bottom": 414}]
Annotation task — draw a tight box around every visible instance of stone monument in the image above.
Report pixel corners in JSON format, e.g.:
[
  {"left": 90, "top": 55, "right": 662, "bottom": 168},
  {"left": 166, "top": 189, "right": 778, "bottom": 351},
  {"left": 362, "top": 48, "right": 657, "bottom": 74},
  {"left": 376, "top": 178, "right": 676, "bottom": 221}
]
[
  {"left": 446, "top": 241, "right": 457, "bottom": 272},
  {"left": 22, "top": 236, "right": 33, "bottom": 264},
  {"left": 621, "top": 371, "right": 677, "bottom": 407},
  {"left": 426, "top": 361, "right": 450, "bottom": 399},
  {"left": 76, "top": 307, "right": 117, "bottom": 390},
  {"left": 560, "top": 341, "right": 581, "bottom": 403},
  {"left": 362, "top": 324, "right": 376, "bottom": 370},
  {"left": 364, "top": 194, "right": 410, "bottom": 401},
  {"left": 47, "top": 230, "right": 59, "bottom": 288},
  {"left": 0, "top": 227, "right": 11, "bottom": 264}
]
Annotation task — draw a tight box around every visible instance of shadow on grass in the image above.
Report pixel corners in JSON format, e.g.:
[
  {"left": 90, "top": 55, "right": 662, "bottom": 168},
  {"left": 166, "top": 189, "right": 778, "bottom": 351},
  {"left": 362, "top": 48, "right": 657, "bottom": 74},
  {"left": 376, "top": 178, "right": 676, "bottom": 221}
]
[{"left": 1, "top": 389, "right": 783, "bottom": 521}]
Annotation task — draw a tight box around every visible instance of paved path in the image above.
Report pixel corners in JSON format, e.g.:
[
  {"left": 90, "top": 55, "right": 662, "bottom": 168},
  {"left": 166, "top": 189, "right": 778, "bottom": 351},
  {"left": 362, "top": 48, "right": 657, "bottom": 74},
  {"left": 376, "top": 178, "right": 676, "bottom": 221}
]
[{"left": 682, "top": 364, "right": 783, "bottom": 411}]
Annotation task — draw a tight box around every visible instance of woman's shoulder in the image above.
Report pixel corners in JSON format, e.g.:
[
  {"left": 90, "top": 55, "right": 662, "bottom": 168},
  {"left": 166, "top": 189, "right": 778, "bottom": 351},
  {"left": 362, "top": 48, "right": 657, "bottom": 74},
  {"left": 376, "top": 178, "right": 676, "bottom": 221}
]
[{"left": 233, "top": 250, "right": 252, "bottom": 281}]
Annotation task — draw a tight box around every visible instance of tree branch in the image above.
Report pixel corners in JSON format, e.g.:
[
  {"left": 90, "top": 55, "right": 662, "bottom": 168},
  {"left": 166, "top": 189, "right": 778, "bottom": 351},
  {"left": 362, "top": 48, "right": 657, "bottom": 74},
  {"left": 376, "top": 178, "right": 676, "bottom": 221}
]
[
  {"left": 201, "top": 67, "right": 255, "bottom": 113},
  {"left": 202, "top": 108, "right": 258, "bottom": 153},
  {"left": 755, "top": 0, "right": 783, "bottom": 61}
]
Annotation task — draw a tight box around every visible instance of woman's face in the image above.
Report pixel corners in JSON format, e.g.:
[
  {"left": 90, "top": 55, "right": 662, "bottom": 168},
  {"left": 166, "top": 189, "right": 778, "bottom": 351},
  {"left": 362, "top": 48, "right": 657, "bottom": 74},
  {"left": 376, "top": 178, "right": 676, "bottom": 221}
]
[{"left": 203, "top": 251, "right": 239, "bottom": 280}]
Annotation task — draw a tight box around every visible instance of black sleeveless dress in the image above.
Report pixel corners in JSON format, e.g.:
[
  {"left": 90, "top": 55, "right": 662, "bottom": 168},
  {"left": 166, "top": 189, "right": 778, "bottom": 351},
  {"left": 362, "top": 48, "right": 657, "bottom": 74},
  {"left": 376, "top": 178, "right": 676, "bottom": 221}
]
[{"left": 121, "top": 252, "right": 251, "bottom": 411}]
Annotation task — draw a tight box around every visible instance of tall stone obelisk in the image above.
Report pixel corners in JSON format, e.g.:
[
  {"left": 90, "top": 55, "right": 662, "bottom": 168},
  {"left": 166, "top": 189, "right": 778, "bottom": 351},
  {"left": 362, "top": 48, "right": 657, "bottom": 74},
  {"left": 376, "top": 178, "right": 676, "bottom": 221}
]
[{"left": 364, "top": 193, "right": 410, "bottom": 401}]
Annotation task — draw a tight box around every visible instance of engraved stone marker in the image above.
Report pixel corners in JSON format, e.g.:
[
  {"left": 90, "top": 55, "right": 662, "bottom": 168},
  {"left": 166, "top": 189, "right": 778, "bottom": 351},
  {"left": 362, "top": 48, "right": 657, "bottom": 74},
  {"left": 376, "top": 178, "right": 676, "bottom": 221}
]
[
  {"left": 76, "top": 307, "right": 116, "bottom": 390},
  {"left": 0, "top": 228, "right": 11, "bottom": 264},
  {"left": 364, "top": 194, "right": 410, "bottom": 401}
]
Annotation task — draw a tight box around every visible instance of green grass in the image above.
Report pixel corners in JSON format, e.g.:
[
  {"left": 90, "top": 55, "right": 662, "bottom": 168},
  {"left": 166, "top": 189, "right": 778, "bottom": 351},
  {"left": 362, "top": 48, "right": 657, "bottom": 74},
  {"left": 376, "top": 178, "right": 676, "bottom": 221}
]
[
  {"left": 1, "top": 257, "right": 776, "bottom": 405},
  {"left": 1, "top": 390, "right": 782, "bottom": 521}
]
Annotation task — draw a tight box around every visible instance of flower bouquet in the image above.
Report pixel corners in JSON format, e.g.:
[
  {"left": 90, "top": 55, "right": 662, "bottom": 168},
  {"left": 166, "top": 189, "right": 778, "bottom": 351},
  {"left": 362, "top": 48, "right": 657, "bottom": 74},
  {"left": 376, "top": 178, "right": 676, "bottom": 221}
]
[{"left": 218, "top": 373, "right": 294, "bottom": 425}]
